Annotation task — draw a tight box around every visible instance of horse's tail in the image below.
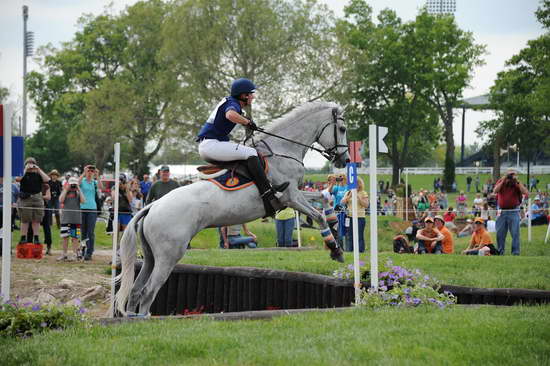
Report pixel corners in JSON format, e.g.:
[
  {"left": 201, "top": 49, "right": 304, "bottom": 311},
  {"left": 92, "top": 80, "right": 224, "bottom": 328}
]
[{"left": 114, "top": 206, "right": 151, "bottom": 316}]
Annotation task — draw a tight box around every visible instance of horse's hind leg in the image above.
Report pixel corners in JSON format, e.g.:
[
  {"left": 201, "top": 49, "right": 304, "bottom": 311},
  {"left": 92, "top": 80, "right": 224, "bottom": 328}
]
[
  {"left": 138, "top": 243, "right": 187, "bottom": 316},
  {"left": 126, "top": 233, "right": 154, "bottom": 314}
]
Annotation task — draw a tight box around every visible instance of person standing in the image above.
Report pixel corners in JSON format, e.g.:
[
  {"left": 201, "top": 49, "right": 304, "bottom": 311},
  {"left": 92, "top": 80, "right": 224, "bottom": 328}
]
[
  {"left": 17, "top": 158, "right": 50, "bottom": 244},
  {"left": 145, "top": 166, "right": 180, "bottom": 204},
  {"left": 112, "top": 174, "right": 134, "bottom": 236},
  {"left": 47, "top": 170, "right": 62, "bottom": 229},
  {"left": 79, "top": 165, "right": 103, "bottom": 261},
  {"left": 140, "top": 174, "right": 152, "bottom": 199},
  {"left": 58, "top": 177, "right": 85, "bottom": 261},
  {"left": 340, "top": 177, "right": 368, "bottom": 253},
  {"left": 493, "top": 169, "right": 528, "bottom": 255},
  {"left": 466, "top": 176, "right": 472, "bottom": 193},
  {"left": 275, "top": 207, "right": 295, "bottom": 247}
]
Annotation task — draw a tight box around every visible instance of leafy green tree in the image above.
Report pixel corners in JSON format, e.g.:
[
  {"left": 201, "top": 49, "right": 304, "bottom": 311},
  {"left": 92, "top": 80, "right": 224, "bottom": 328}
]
[
  {"left": 0, "top": 85, "right": 8, "bottom": 104},
  {"left": 161, "top": 0, "right": 340, "bottom": 130},
  {"left": 405, "top": 11, "right": 486, "bottom": 190},
  {"left": 27, "top": 0, "right": 179, "bottom": 176},
  {"left": 479, "top": 0, "right": 550, "bottom": 182},
  {"left": 337, "top": 2, "right": 440, "bottom": 185}
]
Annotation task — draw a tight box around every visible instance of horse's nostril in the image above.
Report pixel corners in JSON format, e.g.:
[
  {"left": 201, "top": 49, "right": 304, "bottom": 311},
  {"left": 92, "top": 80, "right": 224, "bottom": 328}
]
[{"left": 345, "top": 158, "right": 350, "bottom": 163}]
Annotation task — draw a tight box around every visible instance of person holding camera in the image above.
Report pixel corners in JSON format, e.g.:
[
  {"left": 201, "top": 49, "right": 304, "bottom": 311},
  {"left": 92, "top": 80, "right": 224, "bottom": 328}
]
[
  {"left": 493, "top": 169, "right": 529, "bottom": 255},
  {"left": 113, "top": 174, "right": 134, "bottom": 235},
  {"left": 58, "top": 177, "right": 85, "bottom": 261},
  {"left": 79, "top": 164, "right": 103, "bottom": 261},
  {"left": 17, "top": 158, "right": 50, "bottom": 244}
]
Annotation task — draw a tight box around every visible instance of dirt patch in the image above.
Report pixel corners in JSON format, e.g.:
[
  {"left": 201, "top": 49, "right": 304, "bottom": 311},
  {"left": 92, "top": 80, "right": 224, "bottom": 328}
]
[{"left": 1, "top": 249, "right": 113, "bottom": 318}]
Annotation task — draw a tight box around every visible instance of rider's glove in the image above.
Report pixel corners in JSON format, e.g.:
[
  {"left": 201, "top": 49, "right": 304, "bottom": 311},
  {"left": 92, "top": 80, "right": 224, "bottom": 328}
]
[{"left": 247, "top": 120, "right": 259, "bottom": 131}]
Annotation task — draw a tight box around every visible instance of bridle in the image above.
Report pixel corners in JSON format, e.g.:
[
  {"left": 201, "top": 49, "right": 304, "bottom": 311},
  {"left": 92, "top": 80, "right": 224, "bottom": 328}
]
[{"left": 249, "top": 107, "right": 348, "bottom": 165}]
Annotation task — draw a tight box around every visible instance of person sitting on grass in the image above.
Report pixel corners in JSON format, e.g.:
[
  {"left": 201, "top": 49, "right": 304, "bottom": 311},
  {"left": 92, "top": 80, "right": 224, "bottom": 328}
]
[
  {"left": 443, "top": 207, "right": 457, "bottom": 231},
  {"left": 58, "top": 177, "right": 85, "bottom": 261},
  {"left": 220, "top": 224, "right": 258, "bottom": 249},
  {"left": 434, "top": 215, "right": 454, "bottom": 254},
  {"left": 457, "top": 219, "right": 474, "bottom": 237},
  {"left": 462, "top": 217, "right": 498, "bottom": 256},
  {"left": 531, "top": 196, "right": 549, "bottom": 226},
  {"left": 415, "top": 216, "right": 444, "bottom": 254}
]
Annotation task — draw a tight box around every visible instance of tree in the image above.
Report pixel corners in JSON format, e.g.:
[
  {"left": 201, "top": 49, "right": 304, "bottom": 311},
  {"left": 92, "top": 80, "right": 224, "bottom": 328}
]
[
  {"left": 161, "top": 0, "right": 340, "bottom": 129},
  {"left": 0, "top": 85, "right": 8, "bottom": 104},
  {"left": 478, "top": 0, "right": 550, "bottom": 183},
  {"left": 337, "top": 2, "right": 440, "bottom": 185},
  {"left": 405, "top": 11, "right": 486, "bottom": 190},
  {"left": 27, "top": 0, "right": 180, "bottom": 176}
]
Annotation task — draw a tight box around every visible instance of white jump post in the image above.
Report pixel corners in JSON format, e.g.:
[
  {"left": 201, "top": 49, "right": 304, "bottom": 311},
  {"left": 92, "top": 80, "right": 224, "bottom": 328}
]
[
  {"left": 528, "top": 197, "right": 532, "bottom": 243},
  {"left": 1, "top": 105, "right": 13, "bottom": 302},
  {"left": 405, "top": 168, "right": 408, "bottom": 221},
  {"left": 368, "top": 125, "right": 388, "bottom": 291},
  {"left": 346, "top": 162, "right": 360, "bottom": 304},
  {"left": 545, "top": 219, "right": 550, "bottom": 244},
  {"left": 294, "top": 210, "right": 301, "bottom": 248},
  {"left": 110, "top": 142, "right": 121, "bottom": 317}
]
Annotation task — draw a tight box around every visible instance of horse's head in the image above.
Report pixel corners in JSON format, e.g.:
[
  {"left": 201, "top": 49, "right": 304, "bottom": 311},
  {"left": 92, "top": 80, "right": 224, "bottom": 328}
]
[{"left": 316, "top": 106, "right": 350, "bottom": 169}]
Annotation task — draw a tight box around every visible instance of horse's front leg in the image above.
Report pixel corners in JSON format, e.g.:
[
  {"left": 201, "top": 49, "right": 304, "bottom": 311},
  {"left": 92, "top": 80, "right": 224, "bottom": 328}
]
[{"left": 287, "top": 191, "right": 344, "bottom": 263}]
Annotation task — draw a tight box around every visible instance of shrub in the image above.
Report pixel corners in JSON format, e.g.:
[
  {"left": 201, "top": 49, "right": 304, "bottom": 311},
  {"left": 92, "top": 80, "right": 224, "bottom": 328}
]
[
  {"left": 333, "top": 259, "right": 457, "bottom": 308},
  {"left": 0, "top": 297, "right": 88, "bottom": 338}
]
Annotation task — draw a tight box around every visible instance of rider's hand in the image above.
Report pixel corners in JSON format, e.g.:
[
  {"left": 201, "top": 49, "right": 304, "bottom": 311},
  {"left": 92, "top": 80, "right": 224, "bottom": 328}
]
[{"left": 247, "top": 120, "right": 259, "bottom": 131}]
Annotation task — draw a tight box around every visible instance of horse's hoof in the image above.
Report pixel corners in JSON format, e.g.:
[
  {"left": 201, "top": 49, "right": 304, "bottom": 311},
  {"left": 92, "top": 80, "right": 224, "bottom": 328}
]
[{"left": 330, "top": 248, "right": 345, "bottom": 263}]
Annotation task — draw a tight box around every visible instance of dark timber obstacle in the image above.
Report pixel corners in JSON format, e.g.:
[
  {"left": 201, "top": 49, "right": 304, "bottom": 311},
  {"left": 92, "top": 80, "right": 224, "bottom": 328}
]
[{"left": 117, "top": 262, "right": 550, "bottom": 316}]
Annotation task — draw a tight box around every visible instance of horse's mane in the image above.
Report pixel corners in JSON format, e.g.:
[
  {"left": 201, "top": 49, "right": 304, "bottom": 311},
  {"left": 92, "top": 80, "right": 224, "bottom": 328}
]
[{"left": 262, "top": 101, "right": 340, "bottom": 134}]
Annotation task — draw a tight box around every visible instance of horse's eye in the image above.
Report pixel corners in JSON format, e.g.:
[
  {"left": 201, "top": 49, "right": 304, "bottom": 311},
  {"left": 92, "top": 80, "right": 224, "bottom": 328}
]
[{"left": 339, "top": 126, "right": 346, "bottom": 133}]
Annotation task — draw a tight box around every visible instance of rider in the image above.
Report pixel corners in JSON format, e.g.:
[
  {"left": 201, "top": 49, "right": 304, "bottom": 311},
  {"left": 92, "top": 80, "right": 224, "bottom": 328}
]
[{"left": 197, "top": 78, "right": 289, "bottom": 216}]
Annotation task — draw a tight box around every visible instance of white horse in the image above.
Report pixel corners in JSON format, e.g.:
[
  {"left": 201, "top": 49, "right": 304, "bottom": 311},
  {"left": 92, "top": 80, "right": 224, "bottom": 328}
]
[{"left": 116, "top": 101, "right": 350, "bottom": 316}]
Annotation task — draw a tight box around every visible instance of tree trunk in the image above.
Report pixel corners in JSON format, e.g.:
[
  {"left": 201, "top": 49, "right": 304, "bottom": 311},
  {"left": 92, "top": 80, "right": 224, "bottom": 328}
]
[
  {"left": 442, "top": 107, "right": 455, "bottom": 191},
  {"left": 390, "top": 138, "right": 401, "bottom": 187},
  {"left": 493, "top": 131, "right": 502, "bottom": 182}
]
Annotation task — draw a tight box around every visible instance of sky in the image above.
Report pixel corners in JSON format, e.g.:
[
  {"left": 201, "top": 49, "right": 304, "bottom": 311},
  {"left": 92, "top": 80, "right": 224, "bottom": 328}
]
[{"left": 0, "top": 0, "right": 545, "bottom": 168}]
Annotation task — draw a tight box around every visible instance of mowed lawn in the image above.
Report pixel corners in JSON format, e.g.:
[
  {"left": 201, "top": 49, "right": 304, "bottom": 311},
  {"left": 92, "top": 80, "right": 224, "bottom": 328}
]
[{"left": 2, "top": 306, "right": 549, "bottom": 365}]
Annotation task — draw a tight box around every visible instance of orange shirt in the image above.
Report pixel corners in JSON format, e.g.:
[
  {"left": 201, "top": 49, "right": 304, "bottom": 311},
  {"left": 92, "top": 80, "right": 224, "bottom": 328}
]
[
  {"left": 439, "top": 226, "right": 454, "bottom": 254},
  {"left": 470, "top": 228, "right": 493, "bottom": 249}
]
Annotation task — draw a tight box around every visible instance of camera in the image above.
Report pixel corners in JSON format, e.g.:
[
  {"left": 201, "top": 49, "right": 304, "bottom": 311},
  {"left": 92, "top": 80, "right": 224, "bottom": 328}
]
[
  {"left": 506, "top": 173, "right": 515, "bottom": 180},
  {"left": 70, "top": 184, "right": 77, "bottom": 189},
  {"left": 336, "top": 177, "right": 343, "bottom": 182}
]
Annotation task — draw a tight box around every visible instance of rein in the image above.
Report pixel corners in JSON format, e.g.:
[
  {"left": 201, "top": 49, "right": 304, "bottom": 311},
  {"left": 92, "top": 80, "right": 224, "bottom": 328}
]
[{"left": 248, "top": 107, "right": 348, "bottom": 164}]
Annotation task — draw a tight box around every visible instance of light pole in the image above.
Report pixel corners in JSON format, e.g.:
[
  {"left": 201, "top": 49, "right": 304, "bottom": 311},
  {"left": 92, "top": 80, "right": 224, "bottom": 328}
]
[
  {"left": 22, "top": 5, "right": 34, "bottom": 138},
  {"left": 426, "top": 0, "right": 456, "bottom": 15}
]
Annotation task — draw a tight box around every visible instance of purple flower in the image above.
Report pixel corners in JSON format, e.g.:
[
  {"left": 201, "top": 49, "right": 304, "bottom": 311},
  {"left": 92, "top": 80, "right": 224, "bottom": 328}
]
[
  {"left": 347, "top": 264, "right": 354, "bottom": 270},
  {"left": 32, "top": 304, "right": 41, "bottom": 311},
  {"left": 380, "top": 286, "right": 388, "bottom": 292},
  {"left": 73, "top": 299, "right": 82, "bottom": 306},
  {"left": 404, "top": 288, "right": 411, "bottom": 294},
  {"left": 358, "top": 261, "right": 365, "bottom": 267},
  {"left": 79, "top": 307, "right": 87, "bottom": 314},
  {"left": 412, "top": 298, "right": 421, "bottom": 305}
]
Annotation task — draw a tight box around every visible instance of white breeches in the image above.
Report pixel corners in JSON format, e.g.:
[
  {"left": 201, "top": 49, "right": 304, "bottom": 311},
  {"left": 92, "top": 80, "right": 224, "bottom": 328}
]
[{"left": 198, "top": 139, "right": 257, "bottom": 162}]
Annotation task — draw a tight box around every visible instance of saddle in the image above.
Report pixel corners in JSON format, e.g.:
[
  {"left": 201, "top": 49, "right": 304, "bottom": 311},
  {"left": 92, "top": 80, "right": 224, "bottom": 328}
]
[{"left": 197, "top": 155, "right": 269, "bottom": 191}]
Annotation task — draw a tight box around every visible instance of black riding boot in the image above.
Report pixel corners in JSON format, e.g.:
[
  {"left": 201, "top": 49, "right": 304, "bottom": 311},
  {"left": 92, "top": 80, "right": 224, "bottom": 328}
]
[{"left": 246, "top": 156, "right": 289, "bottom": 217}]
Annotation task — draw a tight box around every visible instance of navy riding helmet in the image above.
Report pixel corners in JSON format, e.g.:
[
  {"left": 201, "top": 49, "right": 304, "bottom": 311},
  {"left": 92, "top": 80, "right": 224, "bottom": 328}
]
[{"left": 231, "top": 78, "right": 256, "bottom": 97}]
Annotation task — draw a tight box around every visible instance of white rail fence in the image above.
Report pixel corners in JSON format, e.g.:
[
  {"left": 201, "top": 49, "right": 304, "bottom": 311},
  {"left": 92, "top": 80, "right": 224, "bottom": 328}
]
[{"left": 348, "top": 166, "right": 550, "bottom": 175}]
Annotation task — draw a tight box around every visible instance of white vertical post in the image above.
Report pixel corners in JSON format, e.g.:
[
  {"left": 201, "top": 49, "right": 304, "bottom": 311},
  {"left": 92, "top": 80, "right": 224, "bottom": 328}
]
[
  {"left": 528, "top": 197, "right": 532, "bottom": 243},
  {"left": 351, "top": 186, "right": 360, "bottom": 304},
  {"left": 1, "top": 105, "right": 13, "bottom": 302},
  {"left": 110, "top": 143, "right": 121, "bottom": 317},
  {"left": 368, "top": 125, "right": 378, "bottom": 291},
  {"left": 294, "top": 210, "right": 301, "bottom": 248},
  {"left": 545, "top": 219, "right": 550, "bottom": 244},
  {"left": 405, "top": 168, "right": 408, "bottom": 221}
]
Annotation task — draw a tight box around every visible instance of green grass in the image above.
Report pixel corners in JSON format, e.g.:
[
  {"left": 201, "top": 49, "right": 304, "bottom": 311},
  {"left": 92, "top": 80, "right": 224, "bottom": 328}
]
[{"left": 3, "top": 306, "right": 549, "bottom": 365}]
